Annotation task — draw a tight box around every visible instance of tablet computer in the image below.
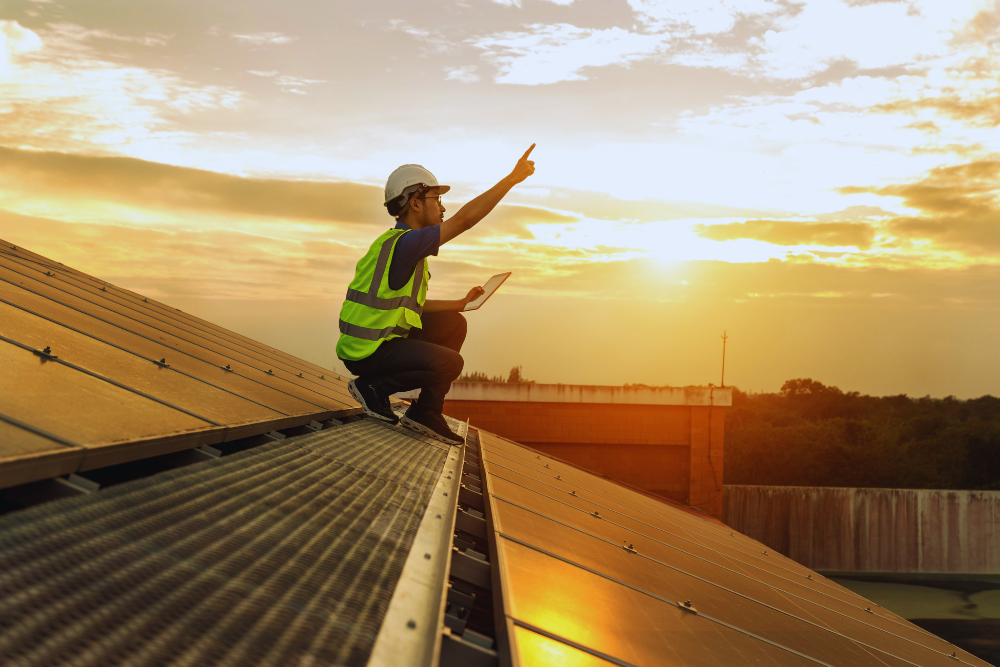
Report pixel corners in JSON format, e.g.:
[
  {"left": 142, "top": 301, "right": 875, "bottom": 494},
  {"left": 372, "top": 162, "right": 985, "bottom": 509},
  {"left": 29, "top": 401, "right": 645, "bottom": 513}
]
[{"left": 463, "top": 272, "right": 511, "bottom": 311}]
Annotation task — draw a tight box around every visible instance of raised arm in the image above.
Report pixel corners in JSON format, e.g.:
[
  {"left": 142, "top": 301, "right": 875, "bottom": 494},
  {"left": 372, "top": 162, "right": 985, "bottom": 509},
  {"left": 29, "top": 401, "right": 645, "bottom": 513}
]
[{"left": 439, "top": 144, "right": 536, "bottom": 245}]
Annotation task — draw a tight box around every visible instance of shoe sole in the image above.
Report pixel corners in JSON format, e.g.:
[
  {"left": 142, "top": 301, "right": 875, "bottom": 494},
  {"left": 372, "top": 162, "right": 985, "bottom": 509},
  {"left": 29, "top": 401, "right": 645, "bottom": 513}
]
[
  {"left": 348, "top": 380, "right": 399, "bottom": 424},
  {"left": 400, "top": 414, "right": 464, "bottom": 446}
]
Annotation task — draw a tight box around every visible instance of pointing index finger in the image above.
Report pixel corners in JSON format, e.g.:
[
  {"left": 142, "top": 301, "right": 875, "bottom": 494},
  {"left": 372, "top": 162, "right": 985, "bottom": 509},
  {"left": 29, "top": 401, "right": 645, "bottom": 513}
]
[{"left": 521, "top": 143, "right": 536, "bottom": 161}]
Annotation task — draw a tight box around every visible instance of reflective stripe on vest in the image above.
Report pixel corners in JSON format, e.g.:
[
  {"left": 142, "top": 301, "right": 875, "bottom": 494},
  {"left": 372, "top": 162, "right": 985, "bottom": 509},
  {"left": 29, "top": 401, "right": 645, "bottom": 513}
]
[
  {"left": 336, "top": 228, "right": 428, "bottom": 361},
  {"left": 338, "top": 322, "right": 412, "bottom": 341}
]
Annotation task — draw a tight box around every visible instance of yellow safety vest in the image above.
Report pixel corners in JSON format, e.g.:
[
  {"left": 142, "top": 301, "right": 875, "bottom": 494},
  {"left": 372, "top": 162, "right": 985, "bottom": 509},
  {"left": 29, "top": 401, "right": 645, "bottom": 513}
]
[{"left": 336, "top": 228, "right": 429, "bottom": 361}]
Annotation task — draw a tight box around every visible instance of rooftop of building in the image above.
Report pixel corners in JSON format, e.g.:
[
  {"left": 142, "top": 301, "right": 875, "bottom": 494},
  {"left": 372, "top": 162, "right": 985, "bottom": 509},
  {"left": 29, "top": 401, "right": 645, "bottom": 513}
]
[{"left": 0, "top": 238, "right": 987, "bottom": 667}]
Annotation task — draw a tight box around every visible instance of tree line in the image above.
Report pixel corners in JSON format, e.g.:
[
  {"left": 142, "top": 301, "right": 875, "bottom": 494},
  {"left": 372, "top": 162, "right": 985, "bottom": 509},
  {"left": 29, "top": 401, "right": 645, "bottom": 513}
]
[{"left": 725, "top": 379, "right": 1000, "bottom": 490}]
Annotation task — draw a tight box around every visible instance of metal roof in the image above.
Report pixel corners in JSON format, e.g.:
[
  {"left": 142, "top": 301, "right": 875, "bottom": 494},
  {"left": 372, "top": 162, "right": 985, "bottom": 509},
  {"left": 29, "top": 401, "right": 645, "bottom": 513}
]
[
  {"left": 0, "top": 238, "right": 361, "bottom": 489},
  {"left": 0, "top": 414, "right": 461, "bottom": 666},
  {"left": 475, "top": 430, "right": 991, "bottom": 666},
  {"left": 0, "top": 240, "right": 989, "bottom": 667}
]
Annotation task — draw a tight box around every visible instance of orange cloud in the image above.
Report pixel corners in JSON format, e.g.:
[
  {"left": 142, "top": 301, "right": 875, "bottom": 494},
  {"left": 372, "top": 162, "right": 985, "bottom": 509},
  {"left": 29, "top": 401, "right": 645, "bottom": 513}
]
[
  {"left": 840, "top": 160, "right": 1000, "bottom": 254},
  {"left": 0, "top": 147, "right": 388, "bottom": 224},
  {"left": 694, "top": 220, "right": 877, "bottom": 250}
]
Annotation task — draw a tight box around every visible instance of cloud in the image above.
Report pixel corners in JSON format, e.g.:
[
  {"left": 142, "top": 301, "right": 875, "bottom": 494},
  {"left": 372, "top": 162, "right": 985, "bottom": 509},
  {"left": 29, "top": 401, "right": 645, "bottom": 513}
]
[
  {"left": 0, "top": 146, "right": 388, "bottom": 225},
  {"left": 472, "top": 24, "right": 670, "bottom": 85},
  {"left": 0, "top": 21, "right": 243, "bottom": 155},
  {"left": 45, "top": 22, "right": 172, "bottom": 47},
  {"left": 874, "top": 90, "right": 1000, "bottom": 128},
  {"left": 444, "top": 65, "right": 479, "bottom": 83},
  {"left": 628, "top": 0, "right": 782, "bottom": 35},
  {"left": 469, "top": 204, "right": 580, "bottom": 240},
  {"left": 841, "top": 160, "right": 1000, "bottom": 254},
  {"left": 695, "top": 220, "right": 877, "bottom": 249},
  {"left": 231, "top": 32, "right": 298, "bottom": 46},
  {"left": 813, "top": 205, "right": 896, "bottom": 222},
  {"left": 0, "top": 20, "right": 42, "bottom": 75},
  {"left": 658, "top": 0, "right": 984, "bottom": 80}
]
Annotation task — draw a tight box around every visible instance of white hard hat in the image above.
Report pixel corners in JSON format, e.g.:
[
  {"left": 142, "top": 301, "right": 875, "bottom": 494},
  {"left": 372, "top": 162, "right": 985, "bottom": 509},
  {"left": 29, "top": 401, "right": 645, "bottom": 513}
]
[{"left": 384, "top": 164, "right": 451, "bottom": 206}]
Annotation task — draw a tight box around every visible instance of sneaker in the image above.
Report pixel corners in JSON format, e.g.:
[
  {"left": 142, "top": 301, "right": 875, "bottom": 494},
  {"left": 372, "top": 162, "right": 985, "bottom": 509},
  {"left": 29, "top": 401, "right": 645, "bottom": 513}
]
[
  {"left": 400, "top": 407, "right": 464, "bottom": 445},
  {"left": 348, "top": 379, "right": 399, "bottom": 424}
]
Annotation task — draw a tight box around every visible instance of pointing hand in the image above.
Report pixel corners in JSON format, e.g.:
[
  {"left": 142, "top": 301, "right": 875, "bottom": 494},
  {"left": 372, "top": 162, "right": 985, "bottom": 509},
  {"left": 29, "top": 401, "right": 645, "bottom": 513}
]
[{"left": 508, "top": 143, "right": 536, "bottom": 185}]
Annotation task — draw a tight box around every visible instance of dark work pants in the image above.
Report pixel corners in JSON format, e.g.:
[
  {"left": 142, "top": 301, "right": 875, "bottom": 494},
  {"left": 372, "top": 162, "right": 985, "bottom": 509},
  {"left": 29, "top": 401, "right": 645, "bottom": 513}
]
[{"left": 342, "top": 311, "right": 467, "bottom": 414}]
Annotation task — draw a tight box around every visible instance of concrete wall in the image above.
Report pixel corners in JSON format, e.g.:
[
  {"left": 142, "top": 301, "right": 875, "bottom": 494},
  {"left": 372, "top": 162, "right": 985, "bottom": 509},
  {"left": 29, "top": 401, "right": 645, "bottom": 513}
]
[
  {"left": 725, "top": 485, "right": 1000, "bottom": 573},
  {"left": 409, "top": 383, "right": 731, "bottom": 407},
  {"left": 438, "top": 384, "right": 729, "bottom": 519}
]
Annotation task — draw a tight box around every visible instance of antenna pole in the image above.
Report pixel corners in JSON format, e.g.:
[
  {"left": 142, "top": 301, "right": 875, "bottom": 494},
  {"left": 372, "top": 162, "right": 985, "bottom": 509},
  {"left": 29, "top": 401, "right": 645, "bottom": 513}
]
[{"left": 720, "top": 331, "right": 729, "bottom": 388}]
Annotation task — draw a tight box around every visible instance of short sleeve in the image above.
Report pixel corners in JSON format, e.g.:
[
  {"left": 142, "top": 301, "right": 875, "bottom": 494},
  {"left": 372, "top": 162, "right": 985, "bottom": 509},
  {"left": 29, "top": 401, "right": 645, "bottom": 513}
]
[{"left": 387, "top": 225, "right": 440, "bottom": 291}]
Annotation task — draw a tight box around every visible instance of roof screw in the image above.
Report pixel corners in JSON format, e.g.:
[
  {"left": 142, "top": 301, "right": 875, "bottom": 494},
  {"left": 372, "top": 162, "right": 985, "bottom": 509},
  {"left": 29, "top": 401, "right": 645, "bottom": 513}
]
[
  {"left": 593, "top": 510, "right": 601, "bottom": 518},
  {"left": 570, "top": 490, "right": 576, "bottom": 495},
  {"left": 544, "top": 464, "right": 550, "bottom": 469},
  {"left": 865, "top": 607, "right": 873, "bottom": 613},
  {"left": 143, "top": 298, "right": 147, "bottom": 302},
  {"left": 730, "top": 532, "right": 734, "bottom": 536},
  {"left": 807, "top": 574, "right": 812, "bottom": 580},
  {"left": 267, "top": 369, "right": 273, "bottom": 374},
  {"left": 224, "top": 364, "right": 232, "bottom": 371},
  {"left": 407, "top": 620, "right": 416, "bottom": 629},
  {"left": 683, "top": 600, "right": 693, "bottom": 608},
  {"left": 159, "top": 358, "right": 166, "bottom": 364},
  {"left": 43, "top": 346, "right": 52, "bottom": 355},
  {"left": 45, "top": 271, "right": 53, "bottom": 276},
  {"left": 536, "top": 455, "right": 541, "bottom": 459},
  {"left": 556, "top": 475, "right": 561, "bottom": 480},
  {"left": 297, "top": 373, "right": 303, "bottom": 377},
  {"left": 320, "top": 375, "right": 325, "bottom": 379},
  {"left": 951, "top": 652, "right": 957, "bottom": 659},
  {"left": 100, "top": 286, "right": 106, "bottom": 291},
  {"left": 763, "top": 551, "right": 767, "bottom": 555}
]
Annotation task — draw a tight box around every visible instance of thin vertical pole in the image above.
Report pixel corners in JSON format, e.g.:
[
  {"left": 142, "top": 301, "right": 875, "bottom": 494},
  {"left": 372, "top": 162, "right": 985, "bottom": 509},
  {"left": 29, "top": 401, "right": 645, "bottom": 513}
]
[{"left": 720, "top": 331, "right": 728, "bottom": 388}]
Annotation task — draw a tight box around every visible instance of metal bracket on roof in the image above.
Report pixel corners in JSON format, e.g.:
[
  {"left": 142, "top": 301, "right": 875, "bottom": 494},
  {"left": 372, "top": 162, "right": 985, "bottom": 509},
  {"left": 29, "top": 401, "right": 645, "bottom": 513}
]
[
  {"left": 450, "top": 547, "right": 491, "bottom": 590},
  {"left": 265, "top": 431, "right": 286, "bottom": 441},
  {"left": 307, "top": 420, "right": 324, "bottom": 431},
  {"left": 439, "top": 628, "right": 497, "bottom": 667},
  {"left": 459, "top": 484, "right": 484, "bottom": 512},
  {"left": 456, "top": 507, "right": 487, "bottom": 539},
  {"left": 33, "top": 345, "right": 58, "bottom": 360},
  {"left": 5, "top": 473, "right": 99, "bottom": 507},
  {"left": 64, "top": 473, "right": 100, "bottom": 493},
  {"left": 677, "top": 600, "right": 699, "bottom": 614}
]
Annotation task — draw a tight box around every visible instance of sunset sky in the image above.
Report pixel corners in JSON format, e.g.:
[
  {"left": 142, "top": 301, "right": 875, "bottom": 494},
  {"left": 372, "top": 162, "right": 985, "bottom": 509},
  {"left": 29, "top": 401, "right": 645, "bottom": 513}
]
[{"left": 1, "top": 0, "right": 999, "bottom": 397}]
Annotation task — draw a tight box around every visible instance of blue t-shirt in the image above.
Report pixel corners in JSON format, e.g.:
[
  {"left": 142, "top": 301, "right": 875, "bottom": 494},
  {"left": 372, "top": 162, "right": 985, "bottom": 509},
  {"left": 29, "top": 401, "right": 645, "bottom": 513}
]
[{"left": 388, "top": 219, "right": 440, "bottom": 291}]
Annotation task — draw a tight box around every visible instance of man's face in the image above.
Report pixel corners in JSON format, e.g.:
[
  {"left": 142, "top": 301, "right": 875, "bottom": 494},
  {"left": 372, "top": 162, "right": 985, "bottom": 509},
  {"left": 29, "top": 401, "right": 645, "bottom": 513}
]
[{"left": 410, "top": 187, "right": 446, "bottom": 226}]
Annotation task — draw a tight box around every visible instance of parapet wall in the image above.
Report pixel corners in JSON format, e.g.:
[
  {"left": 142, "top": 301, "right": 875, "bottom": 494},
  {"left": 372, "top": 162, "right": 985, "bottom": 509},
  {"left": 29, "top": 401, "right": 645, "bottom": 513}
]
[
  {"left": 725, "top": 485, "right": 1000, "bottom": 573},
  {"left": 412, "top": 383, "right": 731, "bottom": 520}
]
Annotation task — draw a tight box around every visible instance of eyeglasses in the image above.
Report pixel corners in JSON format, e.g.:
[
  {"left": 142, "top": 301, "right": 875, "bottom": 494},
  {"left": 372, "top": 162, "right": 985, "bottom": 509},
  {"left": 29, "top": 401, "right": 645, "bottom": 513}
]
[{"left": 417, "top": 195, "right": 443, "bottom": 204}]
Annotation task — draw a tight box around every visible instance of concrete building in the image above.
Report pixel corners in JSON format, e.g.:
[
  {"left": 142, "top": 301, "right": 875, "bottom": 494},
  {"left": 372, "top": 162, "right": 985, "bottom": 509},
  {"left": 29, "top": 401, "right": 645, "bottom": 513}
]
[{"left": 407, "top": 382, "right": 731, "bottom": 520}]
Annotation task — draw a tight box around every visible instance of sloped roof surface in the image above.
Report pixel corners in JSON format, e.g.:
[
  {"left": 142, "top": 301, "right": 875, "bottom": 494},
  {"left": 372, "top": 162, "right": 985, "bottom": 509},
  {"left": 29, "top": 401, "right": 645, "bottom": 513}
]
[
  {"left": 0, "top": 239, "right": 360, "bottom": 489},
  {"left": 476, "top": 431, "right": 991, "bottom": 667},
  {"left": 0, "top": 417, "right": 450, "bottom": 666}
]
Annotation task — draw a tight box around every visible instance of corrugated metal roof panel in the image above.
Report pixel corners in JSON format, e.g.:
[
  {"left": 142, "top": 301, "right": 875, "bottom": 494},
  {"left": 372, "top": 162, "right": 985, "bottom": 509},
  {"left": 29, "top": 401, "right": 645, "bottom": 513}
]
[
  {"left": 0, "top": 419, "right": 448, "bottom": 667},
  {"left": 477, "top": 429, "right": 991, "bottom": 667},
  {"left": 0, "top": 239, "right": 361, "bottom": 488}
]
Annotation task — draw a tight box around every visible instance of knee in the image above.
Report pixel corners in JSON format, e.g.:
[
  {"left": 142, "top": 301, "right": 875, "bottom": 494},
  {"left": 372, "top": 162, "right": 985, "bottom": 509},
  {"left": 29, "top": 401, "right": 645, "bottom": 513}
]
[
  {"left": 446, "top": 311, "right": 467, "bottom": 337},
  {"left": 438, "top": 348, "right": 464, "bottom": 381}
]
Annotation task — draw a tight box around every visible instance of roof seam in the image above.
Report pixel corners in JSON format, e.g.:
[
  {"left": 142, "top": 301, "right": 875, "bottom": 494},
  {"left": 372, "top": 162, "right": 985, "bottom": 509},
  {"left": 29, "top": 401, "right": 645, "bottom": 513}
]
[
  {"left": 493, "top": 495, "right": 956, "bottom": 664},
  {"left": 0, "top": 261, "right": 354, "bottom": 405}
]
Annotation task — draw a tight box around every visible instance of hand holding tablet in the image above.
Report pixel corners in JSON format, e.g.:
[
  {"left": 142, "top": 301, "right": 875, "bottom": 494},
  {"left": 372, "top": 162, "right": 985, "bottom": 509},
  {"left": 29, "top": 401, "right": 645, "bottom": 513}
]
[{"left": 463, "top": 272, "right": 511, "bottom": 311}]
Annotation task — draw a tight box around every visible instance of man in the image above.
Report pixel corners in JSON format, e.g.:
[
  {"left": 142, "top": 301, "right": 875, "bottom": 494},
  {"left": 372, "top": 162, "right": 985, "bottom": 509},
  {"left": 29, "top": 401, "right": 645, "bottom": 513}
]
[{"left": 337, "top": 145, "right": 536, "bottom": 444}]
